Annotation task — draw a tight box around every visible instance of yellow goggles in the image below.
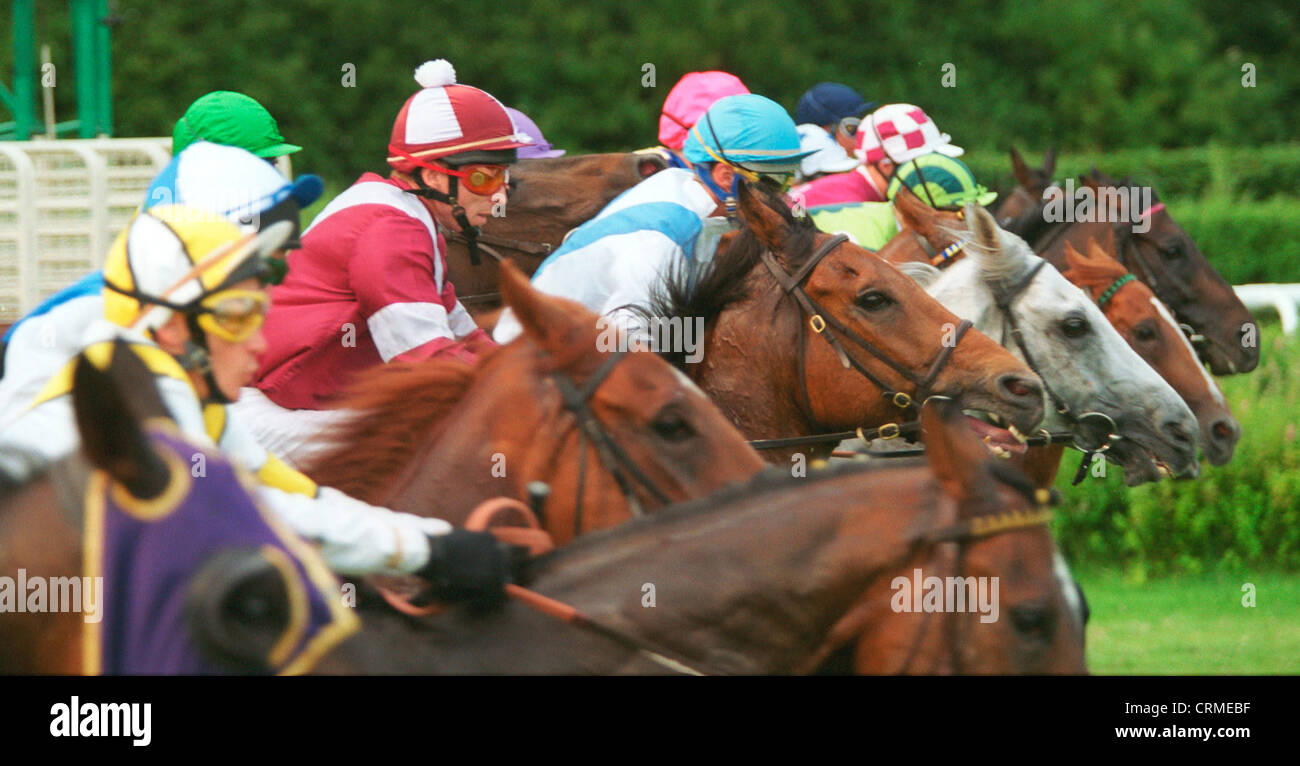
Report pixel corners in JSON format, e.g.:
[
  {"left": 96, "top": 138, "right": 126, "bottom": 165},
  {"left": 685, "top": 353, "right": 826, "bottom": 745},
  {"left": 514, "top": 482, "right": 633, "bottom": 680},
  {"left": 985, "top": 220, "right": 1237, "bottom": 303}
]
[{"left": 194, "top": 289, "right": 269, "bottom": 343}]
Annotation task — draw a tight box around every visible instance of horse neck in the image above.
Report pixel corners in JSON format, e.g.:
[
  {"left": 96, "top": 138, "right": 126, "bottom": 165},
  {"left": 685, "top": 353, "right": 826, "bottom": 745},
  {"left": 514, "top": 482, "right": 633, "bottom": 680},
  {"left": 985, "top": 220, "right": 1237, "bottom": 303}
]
[{"left": 695, "top": 280, "right": 824, "bottom": 458}]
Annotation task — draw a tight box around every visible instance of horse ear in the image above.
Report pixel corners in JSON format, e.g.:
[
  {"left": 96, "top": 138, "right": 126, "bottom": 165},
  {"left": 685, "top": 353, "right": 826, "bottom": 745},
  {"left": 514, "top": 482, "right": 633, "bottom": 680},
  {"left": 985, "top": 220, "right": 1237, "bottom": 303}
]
[
  {"left": 1085, "top": 236, "right": 1113, "bottom": 264},
  {"left": 1009, "top": 147, "right": 1032, "bottom": 188},
  {"left": 967, "top": 202, "right": 1002, "bottom": 255},
  {"left": 892, "top": 185, "right": 928, "bottom": 233},
  {"left": 498, "top": 259, "right": 584, "bottom": 353},
  {"left": 73, "top": 342, "right": 171, "bottom": 499},
  {"left": 736, "top": 181, "right": 789, "bottom": 252},
  {"left": 920, "top": 397, "right": 988, "bottom": 500},
  {"left": 1062, "top": 240, "right": 1088, "bottom": 274},
  {"left": 1043, "top": 145, "right": 1057, "bottom": 176}
]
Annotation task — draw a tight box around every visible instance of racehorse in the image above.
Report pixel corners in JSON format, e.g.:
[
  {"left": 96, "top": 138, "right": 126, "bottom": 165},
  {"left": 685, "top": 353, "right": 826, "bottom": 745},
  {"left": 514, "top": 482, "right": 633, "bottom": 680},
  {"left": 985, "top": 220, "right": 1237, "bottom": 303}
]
[
  {"left": 445, "top": 152, "right": 667, "bottom": 328},
  {"left": 911, "top": 203, "right": 1201, "bottom": 486},
  {"left": 302, "top": 261, "right": 766, "bottom": 546},
  {"left": 649, "top": 182, "right": 1047, "bottom": 463},
  {"left": 1059, "top": 235, "right": 1240, "bottom": 466},
  {"left": 0, "top": 343, "right": 356, "bottom": 674},
  {"left": 994, "top": 148, "right": 1258, "bottom": 375},
  {"left": 314, "top": 399, "right": 1087, "bottom": 674}
]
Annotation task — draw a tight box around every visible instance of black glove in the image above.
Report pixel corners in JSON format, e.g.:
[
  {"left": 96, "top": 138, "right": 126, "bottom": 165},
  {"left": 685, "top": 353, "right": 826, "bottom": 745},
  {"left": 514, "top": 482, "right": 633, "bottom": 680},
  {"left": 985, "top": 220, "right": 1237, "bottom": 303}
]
[{"left": 415, "top": 530, "right": 513, "bottom": 609}]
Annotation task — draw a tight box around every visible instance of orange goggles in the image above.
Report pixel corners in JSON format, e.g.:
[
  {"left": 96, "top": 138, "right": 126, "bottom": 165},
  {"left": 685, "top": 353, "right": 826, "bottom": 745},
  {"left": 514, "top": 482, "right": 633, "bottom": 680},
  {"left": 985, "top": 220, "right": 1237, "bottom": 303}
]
[{"left": 435, "top": 163, "right": 510, "bottom": 196}]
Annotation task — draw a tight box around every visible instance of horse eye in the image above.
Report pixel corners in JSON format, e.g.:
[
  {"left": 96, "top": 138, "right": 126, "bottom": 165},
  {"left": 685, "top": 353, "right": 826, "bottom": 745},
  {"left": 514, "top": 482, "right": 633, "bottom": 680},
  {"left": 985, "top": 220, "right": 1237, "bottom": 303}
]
[
  {"left": 855, "top": 290, "right": 894, "bottom": 311},
  {"left": 1061, "top": 317, "right": 1089, "bottom": 338},
  {"left": 1133, "top": 323, "right": 1157, "bottom": 342},
  {"left": 1161, "top": 241, "right": 1184, "bottom": 259},
  {"left": 651, "top": 413, "right": 694, "bottom": 442}
]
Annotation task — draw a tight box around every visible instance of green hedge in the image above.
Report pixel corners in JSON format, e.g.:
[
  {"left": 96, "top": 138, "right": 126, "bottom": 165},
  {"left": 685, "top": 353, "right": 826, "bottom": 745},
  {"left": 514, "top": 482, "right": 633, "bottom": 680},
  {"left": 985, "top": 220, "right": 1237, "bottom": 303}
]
[
  {"left": 1052, "top": 322, "right": 1300, "bottom": 576},
  {"left": 1172, "top": 197, "right": 1300, "bottom": 285},
  {"left": 965, "top": 144, "right": 1300, "bottom": 203}
]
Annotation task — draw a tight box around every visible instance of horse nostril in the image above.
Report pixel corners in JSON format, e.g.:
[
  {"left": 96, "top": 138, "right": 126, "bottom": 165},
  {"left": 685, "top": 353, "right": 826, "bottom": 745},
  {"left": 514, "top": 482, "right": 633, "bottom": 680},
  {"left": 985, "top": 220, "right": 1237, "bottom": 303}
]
[
  {"left": 1000, "top": 375, "right": 1040, "bottom": 400},
  {"left": 1162, "top": 420, "right": 1194, "bottom": 446},
  {"left": 1211, "top": 419, "right": 1239, "bottom": 443}
]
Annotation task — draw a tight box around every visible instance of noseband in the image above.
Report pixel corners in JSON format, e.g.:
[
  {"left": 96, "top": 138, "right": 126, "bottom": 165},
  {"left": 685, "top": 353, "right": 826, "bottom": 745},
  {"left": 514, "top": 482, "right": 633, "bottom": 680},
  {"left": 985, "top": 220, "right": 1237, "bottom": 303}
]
[
  {"left": 551, "top": 350, "right": 672, "bottom": 538},
  {"left": 749, "top": 233, "right": 973, "bottom": 449},
  {"left": 994, "top": 259, "right": 1119, "bottom": 485}
]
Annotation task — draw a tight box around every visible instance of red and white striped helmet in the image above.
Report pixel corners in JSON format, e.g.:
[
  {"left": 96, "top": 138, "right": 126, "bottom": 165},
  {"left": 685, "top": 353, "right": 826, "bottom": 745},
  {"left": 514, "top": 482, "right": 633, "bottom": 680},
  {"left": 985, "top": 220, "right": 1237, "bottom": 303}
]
[
  {"left": 387, "top": 60, "right": 532, "bottom": 171},
  {"left": 855, "top": 103, "right": 963, "bottom": 165}
]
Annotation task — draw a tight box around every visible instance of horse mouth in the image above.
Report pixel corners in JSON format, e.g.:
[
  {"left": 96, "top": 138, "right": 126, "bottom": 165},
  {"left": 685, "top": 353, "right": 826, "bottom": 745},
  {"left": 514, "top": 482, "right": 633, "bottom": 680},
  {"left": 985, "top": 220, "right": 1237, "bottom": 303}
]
[
  {"left": 962, "top": 410, "right": 1029, "bottom": 457},
  {"left": 1108, "top": 434, "right": 1199, "bottom": 486}
]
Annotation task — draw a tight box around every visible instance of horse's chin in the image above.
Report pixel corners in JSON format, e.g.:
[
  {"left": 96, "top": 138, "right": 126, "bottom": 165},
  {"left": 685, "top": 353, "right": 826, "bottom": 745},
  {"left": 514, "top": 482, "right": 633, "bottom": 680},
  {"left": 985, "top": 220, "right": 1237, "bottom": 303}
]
[{"left": 1108, "top": 435, "right": 1199, "bottom": 487}]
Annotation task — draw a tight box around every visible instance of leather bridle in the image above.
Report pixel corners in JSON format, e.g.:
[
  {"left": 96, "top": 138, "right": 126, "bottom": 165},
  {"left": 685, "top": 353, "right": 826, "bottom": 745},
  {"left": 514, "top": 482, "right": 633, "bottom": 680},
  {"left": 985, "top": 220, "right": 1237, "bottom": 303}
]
[
  {"left": 550, "top": 350, "right": 672, "bottom": 538},
  {"left": 994, "top": 259, "right": 1119, "bottom": 485},
  {"left": 893, "top": 484, "right": 1057, "bottom": 674},
  {"left": 748, "top": 233, "right": 973, "bottom": 450}
]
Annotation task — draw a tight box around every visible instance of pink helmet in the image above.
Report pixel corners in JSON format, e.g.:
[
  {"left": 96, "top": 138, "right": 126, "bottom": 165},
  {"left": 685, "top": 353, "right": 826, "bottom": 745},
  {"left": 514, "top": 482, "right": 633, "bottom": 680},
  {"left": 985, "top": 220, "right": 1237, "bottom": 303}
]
[
  {"left": 387, "top": 60, "right": 532, "bottom": 172},
  {"left": 855, "top": 103, "right": 964, "bottom": 165},
  {"left": 658, "top": 71, "right": 751, "bottom": 150}
]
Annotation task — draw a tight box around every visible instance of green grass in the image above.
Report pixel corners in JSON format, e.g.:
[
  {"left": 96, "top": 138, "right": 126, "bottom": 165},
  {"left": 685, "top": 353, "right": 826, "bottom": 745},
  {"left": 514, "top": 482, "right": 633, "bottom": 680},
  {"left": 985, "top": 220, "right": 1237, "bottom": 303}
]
[{"left": 1076, "top": 569, "right": 1300, "bottom": 674}]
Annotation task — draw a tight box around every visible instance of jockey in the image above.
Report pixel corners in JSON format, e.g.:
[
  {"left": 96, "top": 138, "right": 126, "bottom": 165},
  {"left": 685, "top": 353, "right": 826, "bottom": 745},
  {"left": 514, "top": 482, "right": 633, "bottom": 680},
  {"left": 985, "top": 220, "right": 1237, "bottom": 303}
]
[
  {"left": 0, "top": 206, "right": 514, "bottom": 604},
  {"left": 0, "top": 90, "right": 299, "bottom": 382},
  {"left": 644, "top": 70, "right": 751, "bottom": 169},
  {"left": 506, "top": 107, "right": 567, "bottom": 158},
  {"left": 244, "top": 60, "right": 527, "bottom": 458},
  {"left": 789, "top": 102, "right": 963, "bottom": 210},
  {"left": 792, "top": 82, "right": 876, "bottom": 183},
  {"left": 493, "top": 93, "right": 811, "bottom": 344},
  {"left": 0, "top": 141, "right": 319, "bottom": 444},
  {"left": 806, "top": 151, "right": 997, "bottom": 252}
]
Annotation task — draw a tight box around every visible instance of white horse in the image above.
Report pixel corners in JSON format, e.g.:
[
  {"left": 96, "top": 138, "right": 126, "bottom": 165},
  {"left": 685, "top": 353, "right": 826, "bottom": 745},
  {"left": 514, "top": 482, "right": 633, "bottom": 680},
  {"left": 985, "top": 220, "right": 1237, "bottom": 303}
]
[{"left": 901, "top": 204, "right": 1199, "bottom": 486}]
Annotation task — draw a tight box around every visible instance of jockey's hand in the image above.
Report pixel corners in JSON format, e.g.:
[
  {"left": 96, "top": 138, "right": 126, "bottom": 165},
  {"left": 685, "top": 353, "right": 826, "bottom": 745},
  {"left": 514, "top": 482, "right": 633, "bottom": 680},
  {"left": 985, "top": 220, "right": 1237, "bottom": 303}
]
[{"left": 415, "top": 529, "right": 514, "bottom": 609}]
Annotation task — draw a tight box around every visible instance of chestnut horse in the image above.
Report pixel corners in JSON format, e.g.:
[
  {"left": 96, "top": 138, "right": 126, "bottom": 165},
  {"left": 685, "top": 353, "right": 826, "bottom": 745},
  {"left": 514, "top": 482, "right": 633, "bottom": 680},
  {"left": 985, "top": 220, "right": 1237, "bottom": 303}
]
[
  {"left": 1060, "top": 236, "right": 1240, "bottom": 466},
  {"left": 648, "top": 182, "right": 1046, "bottom": 463},
  {"left": 302, "top": 261, "right": 765, "bottom": 546},
  {"left": 995, "top": 148, "right": 1258, "bottom": 375},
  {"left": 315, "top": 399, "right": 1086, "bottom": 674},
  {"left": 446, "top": 152, "right": 667, "bottom": 328},
  {"left": 4, "top": 352, "right": 1085, "bottom": 674}
]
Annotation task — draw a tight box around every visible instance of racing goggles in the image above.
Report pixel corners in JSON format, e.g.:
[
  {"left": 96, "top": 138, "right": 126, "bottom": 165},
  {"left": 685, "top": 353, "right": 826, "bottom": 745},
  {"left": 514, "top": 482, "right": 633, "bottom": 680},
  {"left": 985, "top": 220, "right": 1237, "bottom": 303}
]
[
  {"left": 193, "top": 289, "right": 270, "bottom": 343},
  {"left": 432, "top": 163, "right": 510, "bottom": 196},
  {"left": 732, "top": 163, "right": 798, "bottom": 193},
  {"left": 837, "top": 116, "right": 861, "bottom": 138}
]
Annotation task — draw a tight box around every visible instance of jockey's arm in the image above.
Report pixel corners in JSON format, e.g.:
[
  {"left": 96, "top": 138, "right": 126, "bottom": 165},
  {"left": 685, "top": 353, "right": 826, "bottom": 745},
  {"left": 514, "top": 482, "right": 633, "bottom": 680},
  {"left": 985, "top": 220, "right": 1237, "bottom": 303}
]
[
  {"left": 349, "top": 215, "right": 497, "bottom": 365},
  {"left": 159, "top": 377, "right": 454, "bottom": 576}
]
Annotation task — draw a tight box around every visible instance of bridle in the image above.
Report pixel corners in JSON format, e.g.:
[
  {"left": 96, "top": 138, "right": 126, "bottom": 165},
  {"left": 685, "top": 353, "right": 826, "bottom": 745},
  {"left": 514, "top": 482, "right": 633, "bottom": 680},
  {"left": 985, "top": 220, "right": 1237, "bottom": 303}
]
[
  {"left": 893, "top": 482, "right": 1057, "bottom": 674},
  {"left": 550, "top": 350, "right": 672, "bottom": 538},
  {"left": 747, "top": 233, "right": 973, "bottom": 451},
  {"left": 994, "top": 259, "right": 1119, "bottom": 485}
]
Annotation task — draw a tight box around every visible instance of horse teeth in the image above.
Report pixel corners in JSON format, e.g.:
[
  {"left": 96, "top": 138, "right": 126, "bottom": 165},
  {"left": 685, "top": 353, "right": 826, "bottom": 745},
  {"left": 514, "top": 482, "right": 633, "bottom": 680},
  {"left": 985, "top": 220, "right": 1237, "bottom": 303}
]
[{"left": 1008, "top": 424, "right": 1028, "bottom": 444}]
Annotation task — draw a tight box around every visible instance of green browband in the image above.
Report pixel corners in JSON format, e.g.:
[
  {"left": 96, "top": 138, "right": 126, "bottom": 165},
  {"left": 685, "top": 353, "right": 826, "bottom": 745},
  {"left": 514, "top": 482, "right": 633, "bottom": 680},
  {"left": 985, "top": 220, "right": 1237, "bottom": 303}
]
[{"left": 1097, "top": 273, "right": 1136, "bottom": 308}]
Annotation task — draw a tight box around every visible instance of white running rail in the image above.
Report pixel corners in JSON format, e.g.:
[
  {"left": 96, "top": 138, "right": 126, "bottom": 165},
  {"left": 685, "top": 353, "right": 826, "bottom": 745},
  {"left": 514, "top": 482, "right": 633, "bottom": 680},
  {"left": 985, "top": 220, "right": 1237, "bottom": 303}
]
[{"left": 1233, "top": 283, "right": 1300, "bottom": 335}]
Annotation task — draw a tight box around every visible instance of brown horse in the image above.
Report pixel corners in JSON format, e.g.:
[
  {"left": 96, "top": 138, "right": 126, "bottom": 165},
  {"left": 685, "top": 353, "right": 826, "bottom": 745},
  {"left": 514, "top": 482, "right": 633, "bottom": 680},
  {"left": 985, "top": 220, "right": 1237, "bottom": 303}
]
[
  {"left": 446, "top": 152, "right": 666, "bottom": 328},
  {"left": 650, "top": 182, "right": 1045, "bottom": 463},
  {"left": 995, "top": 149, "right": 1258, "bottom": 375},
  {"left": 876, "top": 185, "right": 971, "bottom": 268},
  {"left": 315, "top": 399, "right": 1086, "bottom": 674},
  {"left": 303, "top": 261, "right": 765, "bottom": 546}
]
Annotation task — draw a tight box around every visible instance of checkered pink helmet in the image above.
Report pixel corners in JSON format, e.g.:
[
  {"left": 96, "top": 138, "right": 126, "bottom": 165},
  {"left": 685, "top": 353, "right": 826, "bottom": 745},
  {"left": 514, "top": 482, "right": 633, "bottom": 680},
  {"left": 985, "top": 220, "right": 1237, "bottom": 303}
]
[{"left": 855, "top": 104, "right": 963, "bottom": 165}]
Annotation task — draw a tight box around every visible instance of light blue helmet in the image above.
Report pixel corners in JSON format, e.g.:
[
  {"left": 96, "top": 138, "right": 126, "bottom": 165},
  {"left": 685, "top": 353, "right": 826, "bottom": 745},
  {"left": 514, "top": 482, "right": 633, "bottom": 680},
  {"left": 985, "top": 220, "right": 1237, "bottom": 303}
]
[{"left": 682, "top": 94, "right": 814, "bottom": 170}]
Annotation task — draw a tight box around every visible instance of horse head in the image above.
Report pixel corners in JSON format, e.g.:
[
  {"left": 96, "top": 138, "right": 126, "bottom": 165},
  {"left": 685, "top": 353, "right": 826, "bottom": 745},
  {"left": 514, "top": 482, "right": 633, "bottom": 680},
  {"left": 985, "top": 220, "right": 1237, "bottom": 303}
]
[
  {"left": 1061, "top": 236, "right": 1239, "bottom": 465},
  {"left": 930, "top": 204, "right": 1201, "bottom": 486},
  {"left": 653, "top": 181, "right": 1045, "bottom": 462},
  {"left": 1078, "top": 169, "right": 1258, "bottom": 375}
]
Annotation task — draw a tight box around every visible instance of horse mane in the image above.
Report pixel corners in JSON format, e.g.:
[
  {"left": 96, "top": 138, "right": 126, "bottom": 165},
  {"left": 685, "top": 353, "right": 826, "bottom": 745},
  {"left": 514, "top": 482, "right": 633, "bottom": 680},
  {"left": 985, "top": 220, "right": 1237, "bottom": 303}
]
[
  {"left": 645, "top": 183, "right": 818, "bottom": 368},
  {"left": 301, "top": 354, "right": 487, "bottom": 499},
  {"left": 1061, "top": 243, "right": 1131, "bottom": 301}
]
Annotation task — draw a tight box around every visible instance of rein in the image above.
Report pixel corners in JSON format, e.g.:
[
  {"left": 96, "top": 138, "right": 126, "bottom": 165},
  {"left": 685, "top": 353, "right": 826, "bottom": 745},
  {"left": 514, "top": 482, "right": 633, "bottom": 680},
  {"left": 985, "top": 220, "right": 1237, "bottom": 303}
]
[
  {"left": 995, "top": 260, "right": 1119, "bottom": 485},
  {"left": 749, "top": 233, "right": 973, "bottom": 450},
  {"left": 551, "top": 350, "right": 672, "bottom": 536}
]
